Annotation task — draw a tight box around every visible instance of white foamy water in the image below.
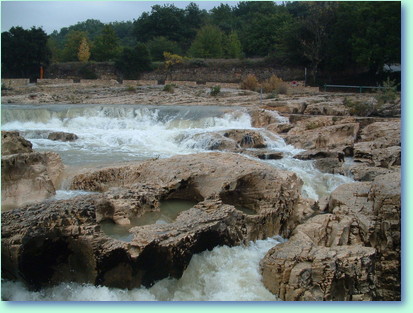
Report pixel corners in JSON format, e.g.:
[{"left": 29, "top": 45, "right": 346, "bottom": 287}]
[
  {"left": 1, "top": 105, "right": 254, "bottom": 165},
  {"left": 1, "top": 236, "right": 283, "bottom": 301}
]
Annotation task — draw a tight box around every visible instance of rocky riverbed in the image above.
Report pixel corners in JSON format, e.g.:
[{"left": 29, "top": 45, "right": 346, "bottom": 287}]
[{"left": 1, "top": 83, "right": 401, "bottom": 301}]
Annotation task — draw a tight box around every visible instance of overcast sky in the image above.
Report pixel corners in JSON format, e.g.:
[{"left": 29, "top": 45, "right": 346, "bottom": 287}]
[{"left": 1, "top": 1, "right": 241, "bottom": 34}]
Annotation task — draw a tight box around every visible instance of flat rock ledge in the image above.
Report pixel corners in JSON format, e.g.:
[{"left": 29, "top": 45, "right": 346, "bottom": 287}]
[
  {"left": 2, "top": 152, "right": 305, "bottom": 290},
  {"left": 260, "top": 171, "right": 401, "bottom": 301}
]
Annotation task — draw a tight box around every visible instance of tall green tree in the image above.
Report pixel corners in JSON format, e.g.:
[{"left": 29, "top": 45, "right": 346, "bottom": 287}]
[
  {"left": 188, "top": 25, "right": 224, "bottom": 58},
  {"left": 1, "top": 26, "right": 51, "bottom": 79},
  {"left": 223, "top": 31, "right": 243, "bottom": 59},
  {"left": 115, "top": 43, "right": 151, "bottom": 79},
  {"left": 147, "top": 36, "right": 182, "bottom": 61},
  {"left": 91, "top": 25, "right": 121, "bottom": 61}
]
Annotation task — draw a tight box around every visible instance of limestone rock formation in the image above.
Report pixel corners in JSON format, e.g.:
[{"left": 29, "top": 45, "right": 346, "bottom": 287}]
[
  {"left": 283, "top": 123, "right": 359, "bottom": 151},
  {"left": 2, "top": 152, "right": 305, "bottom": 289},
  {"left": 260, "top": 171, "right": 401, "bottom": 301},
  {"left": 1, "top": 152, "right": 64, "bottom": 209},
  {"left": 1, "top": 131, "right": 33, "bottom": 155},
  {"left": 1, "top": 131, "right": 64, "bottom": 209}
]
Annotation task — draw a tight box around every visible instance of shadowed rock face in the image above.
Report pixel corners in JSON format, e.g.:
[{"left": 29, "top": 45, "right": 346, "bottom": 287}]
[{"left": 2, "top": 152, "right": 304, "bottom": 290}]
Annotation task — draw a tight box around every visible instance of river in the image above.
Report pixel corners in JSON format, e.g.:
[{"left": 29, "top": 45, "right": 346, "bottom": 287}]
[{"left": 1, "top": 104, "right": 353, "bottom": 301}]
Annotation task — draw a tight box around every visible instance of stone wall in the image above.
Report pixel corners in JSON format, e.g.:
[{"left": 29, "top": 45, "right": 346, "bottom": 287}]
[{"left": 2, "top": 78, "right": 30, "bottom": 88}]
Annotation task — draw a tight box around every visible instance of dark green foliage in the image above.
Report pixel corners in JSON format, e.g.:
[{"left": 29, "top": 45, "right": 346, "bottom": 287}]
[
  {"left": 1, "top": 26, "right": 51, "bottom": 79},
  {"left": 91, "top": 25, "right": 121, "bottom": 61},
  {"left": 147, "top": 37, "right": 182, "bottom": 61},
  {"left": 189, "top": 25, "right": 224, "bottom": 58},
  {"left": 61, "top": 31, "right": 90, "bottom": 62},
  {"left": 115, "top": 43, "right": 151, "bottom": 79},
  {"left": 210, "top": 85, "right": 221, "bottom": 97},
  {"left": 133, "top": 3, "right": 207, "bottom": 52}
]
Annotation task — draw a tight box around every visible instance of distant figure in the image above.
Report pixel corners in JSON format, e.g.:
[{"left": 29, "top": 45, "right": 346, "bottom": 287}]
[
  {"left": 338, "top": 152, "right": 345, "bottom": 162},
  {"left": 291, "top": 81, "right": 298, "bottom": 87}
]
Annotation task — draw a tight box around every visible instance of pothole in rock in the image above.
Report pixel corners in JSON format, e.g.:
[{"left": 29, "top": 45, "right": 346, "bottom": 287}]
[
  {"left": 234, "top": 206, "right": 257, "bottom": 215},
  {"left": 100, "top": 199, "right": 198, "bottom": 242}
]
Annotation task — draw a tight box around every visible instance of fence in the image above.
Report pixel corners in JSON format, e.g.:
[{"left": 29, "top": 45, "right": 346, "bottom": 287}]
[{"left": 323, "top": 84, "right": 387, "bottom": 93}]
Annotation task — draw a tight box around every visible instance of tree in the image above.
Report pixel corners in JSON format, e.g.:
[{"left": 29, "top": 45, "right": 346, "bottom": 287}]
[
  {"left": 78, "top": 37, "right": 91, "bottom": 62},
  {"left": 188, "top": 25, "right": 224, "bottom": 58},
  {"left": 223, "top": 31, "right": 243, "bottom": 59},
  {"left": 61, "top": 31, "right": 90, "bottom": 62},
  {"left": 147, "top": 36, "right": 182, "bottom": 61},
  {"left": 133, "top": 3, "right": 207, "bottom": 53},
  {"left": 92, "top": 25, "right": 121, "bottom": 61},
  {"left": 210, "top": 4, "right": 236, "bottom": 33},
  {"left": 233, "top": 2, "right": 294, "bottom": 57},
  {"left": 115, "top": 43, "right": 151, "bottom": 79},
  {"left": 1, "top": 26, "right": 51, "bottom": 79},
  {"left": 298, "top": 2, "right": 337, "bottom": 83}
]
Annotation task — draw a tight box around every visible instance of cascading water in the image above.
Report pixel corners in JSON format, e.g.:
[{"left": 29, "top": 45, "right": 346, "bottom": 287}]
[{"left": 1, "top": 104, "right": 353, "bottom": 301}]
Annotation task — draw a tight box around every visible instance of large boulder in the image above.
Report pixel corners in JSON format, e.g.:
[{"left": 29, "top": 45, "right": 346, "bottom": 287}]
[
  {"left": 1, "top": 152, "right": 64, "bottom": 209},
  {"left": 260, "top": 172, "right": 401, "bottom": 301},
  {"left": 2, "top": 153, "right": 305, "bottom": 289},
  {"left": 1, "top": 131, "right": 33, "bottom": 155},
  {"left": 48, "top": 131, "right": 78, "bottom": 142}
]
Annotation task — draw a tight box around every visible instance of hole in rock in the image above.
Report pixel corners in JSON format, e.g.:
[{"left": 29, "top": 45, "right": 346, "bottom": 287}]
[
  {"left": 100, "top": 199, "right": 198, "bottom": 242},
  {"left": 234, "top": 206, "right": 257, "bottom": 215}
]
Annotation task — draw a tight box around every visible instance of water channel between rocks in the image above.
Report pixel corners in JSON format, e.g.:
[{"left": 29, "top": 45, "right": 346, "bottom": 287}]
[{"left": 1, "top": 104, "right": 353, "bottom": 301}]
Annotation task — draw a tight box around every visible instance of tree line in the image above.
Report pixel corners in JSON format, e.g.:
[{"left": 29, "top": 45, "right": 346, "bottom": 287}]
[{"left": 2, "top": 1, "right": 400, "bottom": 83}]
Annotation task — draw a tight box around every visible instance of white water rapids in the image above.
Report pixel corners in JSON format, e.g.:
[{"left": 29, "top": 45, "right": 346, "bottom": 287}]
[{"left": 1, "top": 104, "right": 353, "bottom": 301}]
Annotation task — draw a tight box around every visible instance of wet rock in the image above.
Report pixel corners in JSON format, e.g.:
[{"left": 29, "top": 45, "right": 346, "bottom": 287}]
[
  {"left": 2, "top": 153, "right": 305, "bottom": 289},
  {"left": 294, "top": 150, "right": 338, "bottom": 160},
  {"left": 222, "top": 129, "right": 267, "bottom": 148},
  {"left": 248, "top": 108, "right": 288, "bottom": 128},
  {"left": 1, "top": 131, "right": 33, "bottom": 155},
  {"left": 48, "top": 132, "right": 79, "bottom": 142},
  {"left": 1, "top": 152, "right": 64, "bottom": 209},
  {"left": 241, "top": 150, "right": 283, "bottom": 160},
  {"left": 338, "top": 163, "right": 394, "bottom": 181}
]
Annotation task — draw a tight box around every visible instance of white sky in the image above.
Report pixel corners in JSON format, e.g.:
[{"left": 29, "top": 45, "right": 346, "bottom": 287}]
[{"left": 1, "top": 1, "right": 241, "bottom": 34}]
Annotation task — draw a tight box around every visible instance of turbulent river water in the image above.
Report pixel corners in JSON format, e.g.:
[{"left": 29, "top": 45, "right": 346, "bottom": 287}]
[{"left": 1, "top": 104, "right": 353, "bottom": 301}]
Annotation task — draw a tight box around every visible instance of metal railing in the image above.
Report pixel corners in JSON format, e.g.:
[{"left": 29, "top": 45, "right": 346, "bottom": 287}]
[{"left": 323, "top": 84, "right": 387, "bottom": 93}]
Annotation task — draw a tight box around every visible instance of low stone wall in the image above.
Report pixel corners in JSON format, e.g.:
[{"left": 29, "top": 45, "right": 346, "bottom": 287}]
[
  {"left": 37, "top": 79, "right": 74, "bottom": 85},
  {"left": 2, "top": 78, "right": 30, "bottom": 88},
  {"left": 79, "top": 79, "right": 119, "bottom": 86}
]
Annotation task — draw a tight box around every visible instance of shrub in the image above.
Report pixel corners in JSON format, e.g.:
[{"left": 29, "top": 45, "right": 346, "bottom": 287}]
[
  {"left": 210, "top": 85, "right": 221, "bottom": 97},
  {"left": 125, "top": 86, "right": 136, "bottom": 92},
  {"left": 240, "top": 74, "right": 259, "bottom": 91},
  {"left": 163, "top": 84, "right": 175, "bottom": 93},
  {"left": 261, "top": 75, "right": 289, "bottom": 94}
]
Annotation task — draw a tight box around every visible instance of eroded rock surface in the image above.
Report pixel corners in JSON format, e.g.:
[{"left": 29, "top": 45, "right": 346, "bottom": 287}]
[
  {"left": 2, "top": 152, "right": 305, "bottom": 289},
  {"left": 1, "top": 131, "right": 33, "bottom": 155},
  {"left": 1, "top": 132, "right": 64, "bottom": 209},
  {"left": 260, "top": 171, "right": 401, "bottom": 301}
]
